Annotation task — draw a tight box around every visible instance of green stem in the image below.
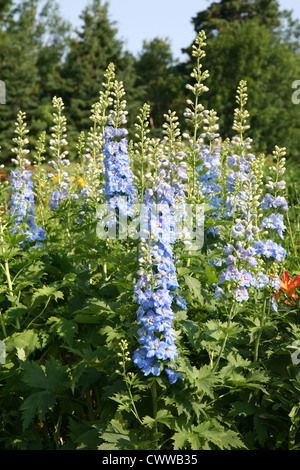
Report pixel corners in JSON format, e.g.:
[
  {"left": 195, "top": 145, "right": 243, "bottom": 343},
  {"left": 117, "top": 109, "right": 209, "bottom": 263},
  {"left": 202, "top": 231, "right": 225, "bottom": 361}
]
[
  {"left": 27, "top": 297, "right": 51, "bottom": 329},
  {"left": 212, "top": 299, "right": 236, "bottom": 374},
  {"left": 151, "top": 380, "right": 158, "bottom": 420},
  {"left": 0, "top": 222, "right": 20, "bottom": 330},
  {"left": 286, "top": 211, "right": 297, "bottom": 260},
  {"left": 103, "top": 260, "right": 107, "bottom": 281},
  {"left": 151, "top": 379, "right": 159, "bottom": 437},
  {"left": 122, "top": 368, "right": 143, "bottom": 425},
  {"left": 254, "top": 294, "right": 268, "bottom": 362},
  {"left": 0, "top": 309, "right": 7, "bottom": 337}
]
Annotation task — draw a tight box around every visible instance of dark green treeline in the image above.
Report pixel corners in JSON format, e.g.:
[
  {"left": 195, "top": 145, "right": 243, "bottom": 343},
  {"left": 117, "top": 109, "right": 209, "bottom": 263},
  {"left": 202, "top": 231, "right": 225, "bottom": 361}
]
[{"left": 0, "top": 0, "right": 300, "bottom": 163}]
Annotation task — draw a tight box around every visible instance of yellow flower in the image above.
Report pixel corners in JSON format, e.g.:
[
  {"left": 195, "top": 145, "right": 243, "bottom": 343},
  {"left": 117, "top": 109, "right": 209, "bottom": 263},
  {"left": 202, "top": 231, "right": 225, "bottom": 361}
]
[{"left": 77, "top": 177, "right": 85, "bottom": 187}]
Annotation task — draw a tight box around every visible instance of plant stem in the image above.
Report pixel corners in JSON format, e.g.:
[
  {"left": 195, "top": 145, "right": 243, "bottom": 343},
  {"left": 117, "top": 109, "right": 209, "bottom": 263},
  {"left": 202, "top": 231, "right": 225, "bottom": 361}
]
[
  {"left": 151, "top": 380, "right": 158, "bottom": 420},
  {"left": 286, "top": 211, "right": 297, "bottom": 260},
  {"left": 0, "top": 222, "right": 20, "bottom": 330},
  {"left": 27, "top": 297, "right": 51, "bottom": 329},
  {"left": 151, "top": 379, "right": 159, "bottom": 436},
  {"left": 254, "top": 294, "right": 269, "bottom": 362},
  {"left": 212, "top": 299, "right": 236, "bottom": 373},
  {"left": 0, "top": 309, "right": 7, "bottom": 337}
]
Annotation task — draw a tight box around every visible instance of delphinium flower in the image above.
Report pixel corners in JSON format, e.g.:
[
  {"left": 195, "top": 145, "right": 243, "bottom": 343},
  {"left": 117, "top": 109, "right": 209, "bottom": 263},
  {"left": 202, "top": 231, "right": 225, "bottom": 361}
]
[
  {"left": 196, "top": 111, "right": 223, "bottom": 237},
  {"left": 80, "top": 65, "right": 115, "bottom": 213},
  {"left": 48, "top": 97, "right": 71, "bottom": 211},
  {"left": 208, "top": 84, "right": 255, "bottom": 299},
  {"left": 259, "top": 146, "right": 288, "bottom": 240},
  {"left": 78, "top": 101, "right": 106, "bottom": 219},
  {"left": 95, "top": 72, "right": 140, "bottom": 236},
  {"left": 182, "top": 30, "right": 224, "bottom": 248},
  {"left": 9, "top": 111, "right": 46, "bottom": 245},
  {"left": 80, "top": 66, "right": 130, "bottom": 225},
  {"left": 102, "top": 125, "right": 138, "bottom": 222},
  {"left": 131, "top": 103, "right": 151, "bottom": 203},
  {"left": 183, "top": 30, "right": 211, "bottom": 205},
  {"left": 133, "top": 111, "right": 187, "bottom": 384},
  {"left": 212, "top": 84, "right": 287, "bottom": 309}
]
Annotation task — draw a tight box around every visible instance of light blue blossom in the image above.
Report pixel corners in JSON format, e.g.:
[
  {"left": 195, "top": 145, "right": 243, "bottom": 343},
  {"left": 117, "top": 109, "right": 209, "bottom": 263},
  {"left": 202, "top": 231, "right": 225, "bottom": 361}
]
[{"left": 9, "top": 166, "right": 46, "bottom": 245}]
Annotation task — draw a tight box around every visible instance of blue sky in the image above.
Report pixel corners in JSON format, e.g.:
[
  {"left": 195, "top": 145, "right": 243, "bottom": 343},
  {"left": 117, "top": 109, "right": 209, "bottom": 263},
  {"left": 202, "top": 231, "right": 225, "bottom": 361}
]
[{"left": 59, "top": 0, "right": 300, "bottom": 61}]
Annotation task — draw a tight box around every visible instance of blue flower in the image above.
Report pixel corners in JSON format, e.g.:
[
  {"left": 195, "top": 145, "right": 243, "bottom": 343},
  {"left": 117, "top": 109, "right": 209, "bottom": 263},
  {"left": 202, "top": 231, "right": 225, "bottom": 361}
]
[
  {"left": 9, "top": 166, "right": 46, "bottom": 245},
  {"left": 103, "top": 126, "right": 138, "bottom": 219},
  {"left": 261, "top": 213, "right": 286, "bottom": 239},
  {"left": 234, "top": 286, "right": 249, "bottom": 302},
  {"left": 254, "top": 272, "right": 269, "bottom": 289},
  {"left": 133, "top": 145, "right": 186, "bottom": 384}
]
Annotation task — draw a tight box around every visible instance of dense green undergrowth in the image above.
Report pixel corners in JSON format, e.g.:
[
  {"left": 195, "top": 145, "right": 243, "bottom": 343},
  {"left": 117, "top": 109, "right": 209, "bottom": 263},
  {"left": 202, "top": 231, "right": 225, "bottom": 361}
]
[{"left": 0, "top": 31, "right": 300, "bottom": 451}]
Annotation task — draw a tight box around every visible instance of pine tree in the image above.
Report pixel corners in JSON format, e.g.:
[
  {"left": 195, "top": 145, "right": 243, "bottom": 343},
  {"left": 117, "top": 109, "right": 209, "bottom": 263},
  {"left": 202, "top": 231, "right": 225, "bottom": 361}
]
[
  {"left": 60, "top": 0, "right": 141, "bottom": 141},
  {"left": 0, "top": 0, "right": 70, "bottom": 163},
  {"left": 33, "top": 0, "right": 71, "bottom": 138},
  {"left": 0, "top": 0, "right": 39, "bottom": 162},
  {"left": 134, "top": 37, "right": 185, "bottom": 133},
  {"left": 191, "top": 0, "right": 282, "bottom": 36}
]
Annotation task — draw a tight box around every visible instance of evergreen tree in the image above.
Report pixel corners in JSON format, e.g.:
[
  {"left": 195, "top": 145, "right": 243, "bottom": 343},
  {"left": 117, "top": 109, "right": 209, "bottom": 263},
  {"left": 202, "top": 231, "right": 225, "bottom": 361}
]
[
  {"left": 33, "top": 0, "right": 71, "bottom": 137},
  {"left": 0, "top": 0, "right": 39, "bottom": 162},
  {"left": 60, "top": 0, "right": 142, "bottom": 141},
  {"left": 134, "top": 37, "right": 185, "bottom": 133},
  {"left": 191, "top": 0, "right": 282, "bottom": 36},
  {"left": 0, "top": 0, "right": 70, "bottom": 163}
]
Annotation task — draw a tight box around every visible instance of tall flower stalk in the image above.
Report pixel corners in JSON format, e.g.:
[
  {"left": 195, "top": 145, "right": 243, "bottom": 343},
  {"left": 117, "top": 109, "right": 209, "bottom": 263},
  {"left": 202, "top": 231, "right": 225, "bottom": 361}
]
[
  {"left": 9, "top": 111, "right": 46, "bottom": 245},
  {"left": 133, "top": 111, "right": 187, "bottom": 384},
  {"left": 48, "top": 97, "right": 70, "bottom": 211}
]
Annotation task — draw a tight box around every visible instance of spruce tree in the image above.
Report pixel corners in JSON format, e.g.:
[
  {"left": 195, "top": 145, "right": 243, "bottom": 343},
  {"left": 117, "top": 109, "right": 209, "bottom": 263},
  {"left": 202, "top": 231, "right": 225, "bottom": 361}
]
[
  {"left": 0, "top": 0, "right": 70, "bottom": 163},
  {"left": 134, "top": 37, "right": 185, "bottom": 134},
  {"left": 0, "top": 0, "right": 39, "bottom": 162},
  {"left": 60, "top": 0, "right": 142, "bottom": 141}
]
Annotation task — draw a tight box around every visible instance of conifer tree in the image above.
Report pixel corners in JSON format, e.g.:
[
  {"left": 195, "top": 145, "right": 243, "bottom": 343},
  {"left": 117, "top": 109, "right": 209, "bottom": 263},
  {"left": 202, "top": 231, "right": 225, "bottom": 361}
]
[
  {"left": 60, "top": 0, "right": 142, "bottom": 140},
  {"left": 0, "top": 0, "right": 70, "bottom": 163},
  {"left": 134, "top": 37, "right": 185, "bottom": 133}
]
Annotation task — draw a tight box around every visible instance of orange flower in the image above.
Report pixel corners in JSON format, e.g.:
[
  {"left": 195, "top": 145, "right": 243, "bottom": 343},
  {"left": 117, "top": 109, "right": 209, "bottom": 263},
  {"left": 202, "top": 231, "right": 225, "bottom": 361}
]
[{"left": 275, "top": 270, "right": 300, "bottom": 306}]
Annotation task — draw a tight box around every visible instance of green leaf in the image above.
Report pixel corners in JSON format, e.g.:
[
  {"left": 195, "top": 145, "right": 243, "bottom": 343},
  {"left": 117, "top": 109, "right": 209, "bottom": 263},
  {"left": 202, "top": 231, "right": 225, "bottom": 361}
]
[
  {"left": 142, "top": 409, "right": 173, "bottom": 429},
  {"left": 98, "top": 419, "right": 138, "bottom": 450},
  {"left": 181, "top": 319, "right": 202, "bottom": 349},
  {"left": 20, "top": 356, "right": 68, "bottom": 391},
  {"left": 47, "top": 316, "right": 78, "bottom": 346},
  {"left": 4, "top": 330, "right": 45, "bottom": 358},
  {"left": 31, "top": 285, "right": 64, "bottom": 307},
  {"left": 196, "top": 420, "right": 246, "bottom": 450},
  {"left": 5, "top": 305, "right": 28, "bottom": 324},
  {"left": 21, "top": 390, "right": 56, "bottom": 430},
  {"left": 205, "top": 264, "right": 219, "bottom": 285},
  {"left": 184, "top": 275, "right": 203, "bottom": 303},
  {"left": 194, "top": 364, "right": 216, "bottom": 398}
]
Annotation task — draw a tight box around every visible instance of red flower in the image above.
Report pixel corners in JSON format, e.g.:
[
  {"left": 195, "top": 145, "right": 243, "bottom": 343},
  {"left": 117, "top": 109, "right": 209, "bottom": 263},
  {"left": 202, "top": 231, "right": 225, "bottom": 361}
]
[
  {"left": 0, "top": 170, "right": 7, "bottom": 182},
  {"left": 275, "top": 270, "right": 300, "bottom": 306}
]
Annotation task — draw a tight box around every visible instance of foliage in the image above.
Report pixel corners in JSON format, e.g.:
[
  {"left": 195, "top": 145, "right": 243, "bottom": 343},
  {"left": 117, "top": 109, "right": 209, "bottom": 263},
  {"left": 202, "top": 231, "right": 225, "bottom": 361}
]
[{"left": 0, "top": 6, "right": 300, "bottom": 452}]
